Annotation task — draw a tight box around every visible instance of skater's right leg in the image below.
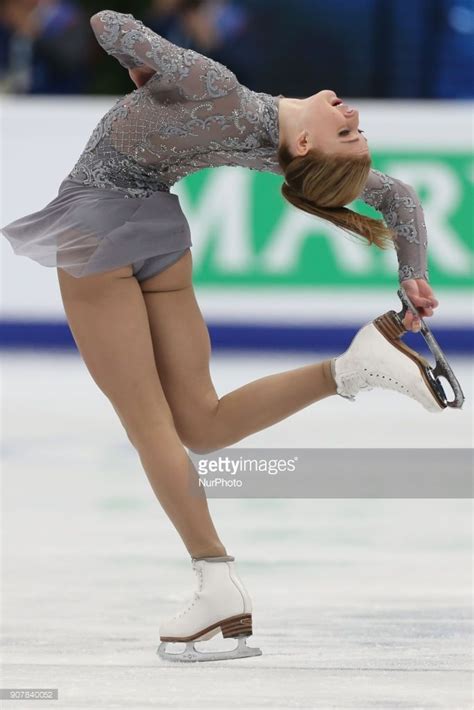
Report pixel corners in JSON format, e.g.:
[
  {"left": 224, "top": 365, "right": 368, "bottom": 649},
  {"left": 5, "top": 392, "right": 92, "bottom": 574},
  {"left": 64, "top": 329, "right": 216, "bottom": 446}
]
[
  {"left": 140, "top": 249, "right": 337, "bottom": 454},
  {"left": 56, "top": 264, "right": 226, "bottom": 559}
]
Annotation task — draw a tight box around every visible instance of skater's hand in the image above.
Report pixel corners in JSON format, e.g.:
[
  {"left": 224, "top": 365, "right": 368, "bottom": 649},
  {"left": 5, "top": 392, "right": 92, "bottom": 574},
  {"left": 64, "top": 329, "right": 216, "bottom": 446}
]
[
  {"left": 400, "top": 279, "right": 439, "bottom": 332},
  {"left": 129, "top": 67, "right": 156, "bottom": 88}
]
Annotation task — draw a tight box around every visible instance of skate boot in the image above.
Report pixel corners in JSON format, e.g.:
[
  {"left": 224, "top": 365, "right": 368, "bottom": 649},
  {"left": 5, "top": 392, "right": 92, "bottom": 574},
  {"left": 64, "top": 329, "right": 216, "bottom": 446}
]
[
  {"left": 157, "top": 556, "right": 262, "bottom": 662},
  {"left": 331, "top": 287, "right": 464, "bottom": 412}
]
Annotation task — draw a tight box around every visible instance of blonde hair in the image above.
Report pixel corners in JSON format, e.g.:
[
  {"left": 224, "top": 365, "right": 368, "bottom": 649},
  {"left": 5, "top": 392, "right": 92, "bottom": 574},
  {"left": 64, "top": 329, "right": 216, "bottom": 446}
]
[{"left": 278, "top": 144, "right": 395, "bottom": 250}]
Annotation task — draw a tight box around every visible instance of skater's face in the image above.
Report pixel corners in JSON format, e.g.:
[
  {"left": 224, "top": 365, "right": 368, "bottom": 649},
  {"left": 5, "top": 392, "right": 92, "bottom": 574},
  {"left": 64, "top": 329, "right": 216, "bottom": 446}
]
[{"left": 293, "top": 90, "right": 369, "bottom": 158}]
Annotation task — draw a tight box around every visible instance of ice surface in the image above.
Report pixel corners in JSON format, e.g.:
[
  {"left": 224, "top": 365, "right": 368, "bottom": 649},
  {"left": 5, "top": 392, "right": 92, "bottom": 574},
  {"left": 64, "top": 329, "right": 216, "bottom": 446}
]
[{"left": 1, "top": 353, "right": 473, "bottom": 709}]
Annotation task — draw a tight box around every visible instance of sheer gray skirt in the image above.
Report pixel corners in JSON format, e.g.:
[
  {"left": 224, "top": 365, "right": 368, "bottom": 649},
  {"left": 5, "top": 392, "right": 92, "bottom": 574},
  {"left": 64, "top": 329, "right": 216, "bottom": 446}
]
[{"left": 0, "top": 177, "right": 192, "bottom": 280}]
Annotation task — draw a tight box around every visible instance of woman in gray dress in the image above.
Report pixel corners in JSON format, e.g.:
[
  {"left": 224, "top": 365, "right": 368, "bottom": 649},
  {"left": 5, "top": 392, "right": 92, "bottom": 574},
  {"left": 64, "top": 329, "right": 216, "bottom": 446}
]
[{"left": 1, "top": 11, "right": 440, "bottom": 661}]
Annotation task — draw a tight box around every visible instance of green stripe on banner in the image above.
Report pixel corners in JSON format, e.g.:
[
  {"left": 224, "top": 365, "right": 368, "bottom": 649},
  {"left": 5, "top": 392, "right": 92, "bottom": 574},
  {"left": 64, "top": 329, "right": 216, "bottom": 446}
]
[{"left": 174, "top": 154, "right": 474, "bottom": 289}]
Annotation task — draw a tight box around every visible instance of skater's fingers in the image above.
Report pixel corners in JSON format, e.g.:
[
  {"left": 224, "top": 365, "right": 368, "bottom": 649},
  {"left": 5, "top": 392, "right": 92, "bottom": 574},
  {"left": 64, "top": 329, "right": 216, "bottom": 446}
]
[
  {"left": 415, "top": 305, "right": 434, "bottom": 317},
  {"left": 409, "top": 295, "right": 433, "bottom": 309},
  {"left": 412, "top": 296, "right": 439, "bottom": 308},
  {"left": 403, "top": 312, "right": 421, "bottom": 331},
  {"left": 419, "top": 285, "right": 439, "bottom": 308}
]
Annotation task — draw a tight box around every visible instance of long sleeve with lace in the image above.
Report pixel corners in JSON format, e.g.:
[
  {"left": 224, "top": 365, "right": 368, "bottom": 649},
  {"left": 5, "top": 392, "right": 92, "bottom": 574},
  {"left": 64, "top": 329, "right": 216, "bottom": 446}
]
[{"left": 359, "top": 169, "right": 429, "bottom": 282}]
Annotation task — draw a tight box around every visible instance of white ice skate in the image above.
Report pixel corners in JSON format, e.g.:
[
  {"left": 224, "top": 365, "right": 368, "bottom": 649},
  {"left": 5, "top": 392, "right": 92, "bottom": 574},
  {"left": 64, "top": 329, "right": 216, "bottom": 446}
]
[
  {"left": 157, "top": 556, "right": 262, "bottom": 662},
  {"left": 332, "top": 287, "right": 464, "bottom": 412}
]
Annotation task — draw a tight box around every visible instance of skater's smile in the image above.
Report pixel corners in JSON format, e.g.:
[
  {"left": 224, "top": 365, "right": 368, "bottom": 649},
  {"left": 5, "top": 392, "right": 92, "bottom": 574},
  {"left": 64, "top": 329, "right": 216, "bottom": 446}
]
[{"left": 279, "top": 89, "right": 370, "bottom": 159}]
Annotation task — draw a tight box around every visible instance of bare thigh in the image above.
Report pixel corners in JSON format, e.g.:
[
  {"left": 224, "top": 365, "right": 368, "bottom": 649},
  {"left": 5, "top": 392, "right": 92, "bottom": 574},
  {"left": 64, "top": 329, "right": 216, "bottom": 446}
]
[
  {"left": 56, "top": 264, "right": 176, "bottom": 442},
  {"left": 139, "top": 250, "right": 219, "bottom": 449}
]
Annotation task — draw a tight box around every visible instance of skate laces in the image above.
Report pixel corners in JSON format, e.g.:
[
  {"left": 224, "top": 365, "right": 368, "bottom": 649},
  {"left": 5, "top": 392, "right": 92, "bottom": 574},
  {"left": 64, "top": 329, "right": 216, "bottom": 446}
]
[{"left": 175, "top": 564, "right": 203, "bottom": 619}]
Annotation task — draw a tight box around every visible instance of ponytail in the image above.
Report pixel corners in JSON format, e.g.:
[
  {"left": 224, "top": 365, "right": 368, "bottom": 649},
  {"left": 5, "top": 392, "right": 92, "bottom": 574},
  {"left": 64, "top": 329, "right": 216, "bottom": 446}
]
[{"left": 279, "top": 145, "right": 395, "bottom": 250}]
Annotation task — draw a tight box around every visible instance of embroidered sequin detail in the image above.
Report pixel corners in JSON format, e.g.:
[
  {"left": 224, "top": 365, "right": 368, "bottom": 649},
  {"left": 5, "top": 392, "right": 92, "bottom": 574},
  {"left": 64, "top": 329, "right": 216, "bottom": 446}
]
[
  {"left": 398, "top": 264, "right": 429, "bottom": 281},
  {"left": 69, "top": 10, "right": 280, "bottom": 199},
  {"left": 360, "top": 169, "right": 429, "bottom": 282}
]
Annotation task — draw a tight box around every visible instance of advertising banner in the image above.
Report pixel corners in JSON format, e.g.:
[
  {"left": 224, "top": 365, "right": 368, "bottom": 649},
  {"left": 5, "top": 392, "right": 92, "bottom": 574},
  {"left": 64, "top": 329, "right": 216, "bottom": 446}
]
[
  {"left": 177, "top": 155, "right": 473, "bottom": 291},
  {"left": 1, "top": 98, "right": 472, "bottom": 350}
]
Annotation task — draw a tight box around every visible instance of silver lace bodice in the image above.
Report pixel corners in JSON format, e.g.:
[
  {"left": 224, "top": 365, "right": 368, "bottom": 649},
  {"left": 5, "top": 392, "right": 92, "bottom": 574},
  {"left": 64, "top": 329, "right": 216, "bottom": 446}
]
[
  {"left": 69, "top": 10, "right": 428, "bottom": 282},
  {"left": 70, "top": 10, "right": 280, "bottom": 197}
]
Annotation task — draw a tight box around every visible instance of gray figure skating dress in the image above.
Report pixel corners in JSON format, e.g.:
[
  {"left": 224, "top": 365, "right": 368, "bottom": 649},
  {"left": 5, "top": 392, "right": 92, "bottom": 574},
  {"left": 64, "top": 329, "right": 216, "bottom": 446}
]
[{"left": 1, "top": 10, "right": 429, "bottom": 282}]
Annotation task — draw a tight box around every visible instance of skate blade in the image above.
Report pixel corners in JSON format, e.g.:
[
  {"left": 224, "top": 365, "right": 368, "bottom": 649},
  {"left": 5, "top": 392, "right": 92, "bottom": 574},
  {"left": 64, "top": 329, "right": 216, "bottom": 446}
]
[
  {"left": 372, "top": 287, "right": 465, "bottom": 410},
  {"left": 157, "top": 635, "right": 263, "bottom": 663},
  {"left": 373, "top": 312, "right": 445, "bottom": 411}
]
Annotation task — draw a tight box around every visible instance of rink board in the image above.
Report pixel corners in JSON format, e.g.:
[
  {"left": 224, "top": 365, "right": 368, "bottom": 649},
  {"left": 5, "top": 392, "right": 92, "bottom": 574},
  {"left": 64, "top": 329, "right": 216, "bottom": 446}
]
[{"left": 1, "top": 98, "right": 472, "bottom": 352}]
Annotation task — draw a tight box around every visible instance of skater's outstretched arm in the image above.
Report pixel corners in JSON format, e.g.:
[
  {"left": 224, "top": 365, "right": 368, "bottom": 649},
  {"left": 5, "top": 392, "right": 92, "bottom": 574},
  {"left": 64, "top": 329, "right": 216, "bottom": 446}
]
[
  {"left": 359, "top": 169, "right": 429, "bottom": 284},
  {"left": 89, "top": 10, "right": 238, "bottom": 98},
  {"left": 359, "top": 168, "right": 437, "bottom": 330}
]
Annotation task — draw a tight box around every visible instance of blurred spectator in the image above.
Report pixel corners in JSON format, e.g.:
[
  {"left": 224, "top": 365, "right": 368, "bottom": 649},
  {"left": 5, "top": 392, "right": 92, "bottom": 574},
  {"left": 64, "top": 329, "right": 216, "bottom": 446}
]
[
  {"left": 143, "top": 0, "right": 256, "bottom": 87},
  {"left": 143, "top": 0, "right": 198, "bottom": 47},
  {"left": 0, "top": 0, "right": 472, "bottom": 98},
  {"left": 185, "top": 0, "right": 257, "bottom": 87},
  {"left": 0, "top": 0, "right": 92, "bottom": 94}
]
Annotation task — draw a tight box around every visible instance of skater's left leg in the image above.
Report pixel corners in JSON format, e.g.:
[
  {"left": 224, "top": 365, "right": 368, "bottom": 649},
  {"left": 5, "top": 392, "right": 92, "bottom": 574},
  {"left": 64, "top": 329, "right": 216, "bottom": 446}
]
[
  {"left": 140, "top": 250, "right": 337, "bottom": 454},
  {"left": 56, "top": 263, "right": 226, "bottom": 558}
]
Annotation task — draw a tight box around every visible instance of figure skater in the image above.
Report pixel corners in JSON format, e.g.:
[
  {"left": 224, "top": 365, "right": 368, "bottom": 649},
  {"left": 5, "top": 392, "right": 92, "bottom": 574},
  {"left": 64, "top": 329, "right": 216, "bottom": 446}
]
[{"left": 1, "top": 10, "right": 442, "bottom": 662}]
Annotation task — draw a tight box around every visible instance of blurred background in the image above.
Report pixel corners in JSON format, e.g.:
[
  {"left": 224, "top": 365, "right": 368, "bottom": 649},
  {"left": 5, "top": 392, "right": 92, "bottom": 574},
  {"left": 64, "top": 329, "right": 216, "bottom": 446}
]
[
  {"left": 0, "top": 0, "right": 474, "bottom": 97},
  {"left": 1, "top": 5, "right": 472, "bottom": 707}
]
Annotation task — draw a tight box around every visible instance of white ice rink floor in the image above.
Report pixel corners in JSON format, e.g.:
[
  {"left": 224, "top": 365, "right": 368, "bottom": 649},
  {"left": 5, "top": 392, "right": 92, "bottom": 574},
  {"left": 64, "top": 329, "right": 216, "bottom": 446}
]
[{"left": 1, "top": 352, "right": 473, "bottom": 710}]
